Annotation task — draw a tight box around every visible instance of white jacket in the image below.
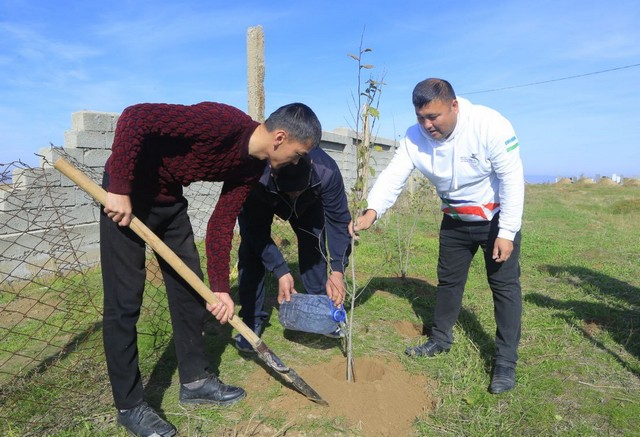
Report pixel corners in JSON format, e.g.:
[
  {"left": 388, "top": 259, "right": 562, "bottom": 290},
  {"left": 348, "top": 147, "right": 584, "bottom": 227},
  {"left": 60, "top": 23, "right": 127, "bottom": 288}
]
[{"left": 367, "top": 97, "right": 524, "bottom": 240}]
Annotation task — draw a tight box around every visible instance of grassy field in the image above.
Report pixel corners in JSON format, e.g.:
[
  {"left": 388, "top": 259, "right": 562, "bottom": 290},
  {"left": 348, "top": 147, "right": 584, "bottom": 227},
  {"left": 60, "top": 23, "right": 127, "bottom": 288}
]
[{"left": 2, "top": 182, "right": 639, "bottom": 436}]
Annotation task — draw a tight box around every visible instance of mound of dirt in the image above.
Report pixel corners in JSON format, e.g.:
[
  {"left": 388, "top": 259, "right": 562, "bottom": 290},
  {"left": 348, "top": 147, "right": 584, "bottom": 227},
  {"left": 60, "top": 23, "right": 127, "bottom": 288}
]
[
  {"left": 624, "top": 178, "right": 640, "bottom": 187},
  {"left": 597, "top": 178, "right": 619, "bottom": 186},
  {"left": 392, "top": 320, "right": 425, "bottom": 338},
  {"left": 244, "top": 355, "right": 435, "bottom": 436},
  {"left": 575, "top": 177, "right": 595, "bottom": 185},
  {"left": 556, "top": 177, "right": 572, "bottom": 185}
]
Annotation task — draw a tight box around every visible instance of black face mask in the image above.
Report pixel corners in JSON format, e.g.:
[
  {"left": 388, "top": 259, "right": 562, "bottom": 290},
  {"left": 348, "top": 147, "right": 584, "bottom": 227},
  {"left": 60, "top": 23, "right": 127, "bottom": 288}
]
[{"left": 272, "top": 156, "right": 312, "bottom": 192}]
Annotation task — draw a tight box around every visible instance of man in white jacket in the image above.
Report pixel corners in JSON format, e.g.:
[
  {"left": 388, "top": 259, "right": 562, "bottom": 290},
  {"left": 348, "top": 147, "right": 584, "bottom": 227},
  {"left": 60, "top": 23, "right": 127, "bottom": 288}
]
[{"left": 352, "top": 78, "right": 524, "bottom": 394}]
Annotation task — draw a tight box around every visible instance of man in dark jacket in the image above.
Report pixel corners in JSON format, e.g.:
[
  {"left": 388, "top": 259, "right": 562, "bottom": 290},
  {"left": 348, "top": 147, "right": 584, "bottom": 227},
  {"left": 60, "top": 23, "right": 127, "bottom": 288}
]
[{"left": 235, "top": 147, "right": 351, "bottom": 351}]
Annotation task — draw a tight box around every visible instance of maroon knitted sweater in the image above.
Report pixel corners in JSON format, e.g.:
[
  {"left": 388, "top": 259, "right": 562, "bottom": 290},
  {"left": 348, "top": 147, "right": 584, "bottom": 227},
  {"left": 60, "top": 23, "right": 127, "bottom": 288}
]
[{"left": 105, "top": 102, "right": 265, "bottom": 293}]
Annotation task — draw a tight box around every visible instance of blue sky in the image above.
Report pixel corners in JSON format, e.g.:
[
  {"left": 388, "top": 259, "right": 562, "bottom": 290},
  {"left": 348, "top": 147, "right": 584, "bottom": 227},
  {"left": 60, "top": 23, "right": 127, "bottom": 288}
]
[{"left": 1, "top": 0, "right": 639, "bottom": 178}]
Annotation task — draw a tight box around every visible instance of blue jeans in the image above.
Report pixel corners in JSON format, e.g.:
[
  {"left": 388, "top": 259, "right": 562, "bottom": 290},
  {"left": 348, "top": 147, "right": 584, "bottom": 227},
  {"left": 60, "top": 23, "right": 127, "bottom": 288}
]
[{"left": 430, "top": 214, "right": 522, "bottom": 368}]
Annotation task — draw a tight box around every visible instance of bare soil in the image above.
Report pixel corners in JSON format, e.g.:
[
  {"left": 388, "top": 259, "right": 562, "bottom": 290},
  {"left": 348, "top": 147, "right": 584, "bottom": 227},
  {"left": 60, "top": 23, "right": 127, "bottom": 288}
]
[{"left": 241, "top": 350, "right": 435, "bottom": 436}]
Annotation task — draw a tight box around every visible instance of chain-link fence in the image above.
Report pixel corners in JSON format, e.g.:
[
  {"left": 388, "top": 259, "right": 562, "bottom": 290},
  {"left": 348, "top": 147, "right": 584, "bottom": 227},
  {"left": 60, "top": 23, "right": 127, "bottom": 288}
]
[{"left": 1, "top": 155, "right": 110, "bottom": 435}]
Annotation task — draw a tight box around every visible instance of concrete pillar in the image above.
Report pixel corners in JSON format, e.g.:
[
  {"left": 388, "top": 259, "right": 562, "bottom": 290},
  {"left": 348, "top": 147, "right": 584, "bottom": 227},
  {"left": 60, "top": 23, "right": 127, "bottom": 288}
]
[{"left": 247, "top": 25, "right": 265, "bottom": 122}]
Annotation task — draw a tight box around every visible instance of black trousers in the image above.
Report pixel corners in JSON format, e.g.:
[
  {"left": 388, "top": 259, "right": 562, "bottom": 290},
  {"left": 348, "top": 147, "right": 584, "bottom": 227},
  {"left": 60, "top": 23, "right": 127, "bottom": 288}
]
[
  {"left": 100, "top": 182, "right": 210, "bottom": 409},
  {"left": 431, "top": 214, "right": 522, "bottom": 368}
]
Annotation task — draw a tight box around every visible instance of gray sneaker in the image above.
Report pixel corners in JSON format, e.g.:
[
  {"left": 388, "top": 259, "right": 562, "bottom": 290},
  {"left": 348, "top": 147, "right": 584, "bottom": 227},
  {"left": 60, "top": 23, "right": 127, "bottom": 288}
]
[
  {"left": 323, "top": 325, "right": 345, "bottom": 339},
  {"left": 117, "top": 401, "right": 176, "bottom": 437}
]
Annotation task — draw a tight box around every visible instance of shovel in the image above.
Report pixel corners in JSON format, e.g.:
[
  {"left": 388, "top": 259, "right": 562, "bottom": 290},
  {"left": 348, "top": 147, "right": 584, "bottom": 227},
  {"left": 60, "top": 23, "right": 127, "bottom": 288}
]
[{"left": 54, "top": 157, "right": 328, "bottom": 406}]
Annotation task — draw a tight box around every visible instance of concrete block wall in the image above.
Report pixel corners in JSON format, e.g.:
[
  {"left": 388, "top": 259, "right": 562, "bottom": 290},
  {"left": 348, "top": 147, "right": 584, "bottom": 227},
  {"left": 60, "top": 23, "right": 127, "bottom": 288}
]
[
  {"left": 0, "top": 111, "right": 118, "bottom": 283},
  {"left": 0, "top": 110, "right": 396, "bottom": 283}
]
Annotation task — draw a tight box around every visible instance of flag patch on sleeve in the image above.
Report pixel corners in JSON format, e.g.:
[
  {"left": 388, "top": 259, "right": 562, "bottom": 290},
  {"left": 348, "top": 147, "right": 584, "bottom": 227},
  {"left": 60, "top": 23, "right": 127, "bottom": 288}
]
[{"left": 505, "top": 136, "right": 519, "bottom": 152}]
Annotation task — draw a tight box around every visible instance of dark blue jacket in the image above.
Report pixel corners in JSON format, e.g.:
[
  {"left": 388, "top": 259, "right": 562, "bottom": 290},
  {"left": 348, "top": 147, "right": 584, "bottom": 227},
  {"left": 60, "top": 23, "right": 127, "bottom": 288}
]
[{"left": 238, "top": 147, "right": 352, "bottom": 277}]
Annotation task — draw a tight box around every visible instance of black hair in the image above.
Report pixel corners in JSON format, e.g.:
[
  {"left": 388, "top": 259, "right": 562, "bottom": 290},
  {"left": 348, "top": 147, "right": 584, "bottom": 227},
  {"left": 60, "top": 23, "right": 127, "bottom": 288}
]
[
  {"left": 412, "top": 78, "right": 457, "bottom": 108},
  {"left": 264, "top": 103, "right": 322, "bottom": 147}
]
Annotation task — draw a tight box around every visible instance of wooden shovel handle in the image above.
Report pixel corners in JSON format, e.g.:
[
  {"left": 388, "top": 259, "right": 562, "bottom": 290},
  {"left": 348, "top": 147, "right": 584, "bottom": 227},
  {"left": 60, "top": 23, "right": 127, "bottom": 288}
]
[{"left": 54, "top": 157, "right": 260, "bottom": 346}]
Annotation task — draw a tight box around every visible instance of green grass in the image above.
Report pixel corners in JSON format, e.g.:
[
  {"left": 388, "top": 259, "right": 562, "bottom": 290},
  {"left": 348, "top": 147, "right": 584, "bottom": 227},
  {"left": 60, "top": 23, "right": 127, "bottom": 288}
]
[
  {"left": 2, "top": 183, "right": 639, "bottom": 435},
  {"left": 348, "top": 183, "right": 640, "bottom": 436}
]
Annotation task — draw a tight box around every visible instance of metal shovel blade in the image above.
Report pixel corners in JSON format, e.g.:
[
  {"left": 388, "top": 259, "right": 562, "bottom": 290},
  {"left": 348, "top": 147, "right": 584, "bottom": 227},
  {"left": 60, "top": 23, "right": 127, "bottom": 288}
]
[{"left": 255, "top": 341, "right": 328, "bottom": 406}]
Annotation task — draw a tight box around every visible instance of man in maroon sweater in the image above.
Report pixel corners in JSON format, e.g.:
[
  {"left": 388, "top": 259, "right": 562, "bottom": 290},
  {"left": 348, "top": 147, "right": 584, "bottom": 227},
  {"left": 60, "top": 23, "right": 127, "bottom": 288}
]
[{"left": 101, "top": 102, "right": 321, "bottom": 437}]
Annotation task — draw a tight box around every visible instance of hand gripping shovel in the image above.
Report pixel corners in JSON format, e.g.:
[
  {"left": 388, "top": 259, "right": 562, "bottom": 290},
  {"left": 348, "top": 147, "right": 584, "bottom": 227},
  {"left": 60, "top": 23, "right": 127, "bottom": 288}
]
[{"left": 54, "top": 157, "right": 328, "bottom": 406}]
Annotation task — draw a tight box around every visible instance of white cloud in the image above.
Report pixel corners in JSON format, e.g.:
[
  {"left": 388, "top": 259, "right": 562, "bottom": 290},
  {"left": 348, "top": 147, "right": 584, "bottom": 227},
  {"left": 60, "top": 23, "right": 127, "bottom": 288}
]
[
  {"left": 0, "top": 21, "right": 100, "bottom": 88},
  {"left": 92, "top": 4, "right": 289, "bottom": 53},
  {"left": 0, "top": 22, "right": 100, "bottom": 61}
]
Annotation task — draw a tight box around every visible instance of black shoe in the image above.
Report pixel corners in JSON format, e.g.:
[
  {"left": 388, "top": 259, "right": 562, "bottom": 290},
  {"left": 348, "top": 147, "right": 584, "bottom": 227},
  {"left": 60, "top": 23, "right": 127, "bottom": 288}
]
[
  {"left": 234, "top": 321, "right": 263, "bottom": 353},
  {"left": 405, "top": 338, "right": 450, "bottom": 357},
  {"left": 117, "top": 401, "right": 176, "bottom": 437},
  {"left": 489, "top": 365, "right": 516, "bottom": 394},
  {"left": 234, "top": 333, "right": 254, "bottom": 353},
  {"left": 180, "top": 374, "right": 246, "bottom": 406}
]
